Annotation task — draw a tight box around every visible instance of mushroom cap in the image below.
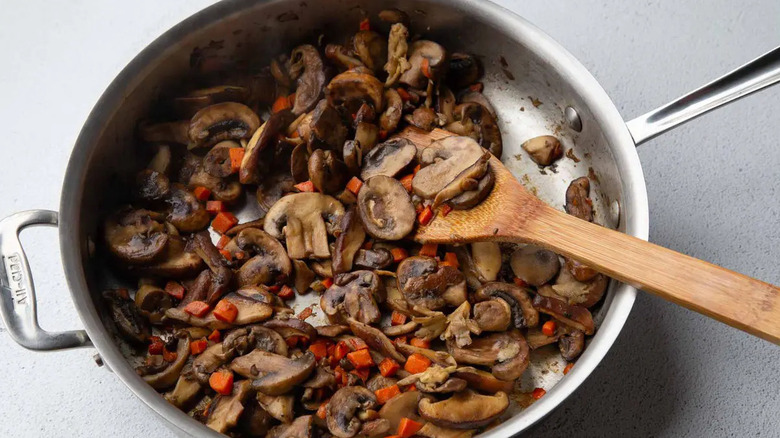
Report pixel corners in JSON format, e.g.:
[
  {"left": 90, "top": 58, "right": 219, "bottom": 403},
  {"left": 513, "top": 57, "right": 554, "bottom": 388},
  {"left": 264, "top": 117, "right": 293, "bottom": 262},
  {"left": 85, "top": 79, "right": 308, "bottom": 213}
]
[
  {"left": 240, "top": 109, "right": 296, "bottom": 184},
  {"left": 357, "top": 175, "right": 416, "bottom": 241},
  {"left": 448, "top": 330, "right": 529, "bottom": 381},
  {"left": 326, "top": 386, "right": 378, "bottom": 438},
  {"left": 165, "top": 184, "right": 210, "bottom": 233},
  {"left": 326, "top": 70, "right": 385, "bottom": 112},
  {"left": 290, "top": 44, "right": 327, "bottom": 115},
  {"left": 446, "top": 53, "right": 482, "bottom": 89},
  {"left": 378, "top": 391, "right": 428, "bottom": 433},
  {"left": 103, "top": 289, "right": 151, "bottom": 345},
  {"left": 510, "top": 245, "right": 561, "bottom": 287},
  {"left": 379, "top": 88, "right": 403, "bottom": 132},
  {"left": 412, "top": 136, "right": 485, "bottom": 199},
  {"left": 348, "top": 318, "right": 406, "bottom": 364},
  {"left": 134, "top": 284, "right": 173, "bottom": 324},
  {"left": 321, "top": 270, "right": 381, "bottom": 324},
  {"left": 451, "top": 366, "right": 515, "bottom": 394},
  {"left": 564, "top": 176, "right": 593, "bottom": 222},
  {"left": 142, "top": 333, "right": 191, "bottom": 390},
  {"left": 134, "top": 169, "right": 170, "bottom": 201},
  {"left": 551, "top": 266, "right": 608, "bottom": 308},
  {"left": 188, "top": 102, "right": 260, "bottom": 149},
  {"left": 360, "top": 138, "right": 417, "bottom": 180},
  {"left": 104, "top": 208, "right": 169, "bottom": 265},
  {"left": 522, "top": 135, "right": 563, "bottom": 166},
  {"left": 230, "top": 350, "right": 316, "bottom": 395},
  {"left": 203, "top": 140, "right": 238, "bottom": 177},
  {"left": 445, "top": 103, "right": 502, "bottom": 158},
  {"left": 475, "top": 281, "right": 539, "bottom": 329},
  {"left": 263, "top": 192, "right": 345, "bottom": 259},
  {"left": 256, "top": 392, "right": 295, "bottom": 423},
  {"left": 267, "top": 415, "right": 313, "bottom": 438},
  {"left": 418, "top": 390, "right": 509, "bottom": 429},
  {"left": 564, "top": 257, "right": 599, "bottom": 282},
  {"left": 353, "top": 30, "right": 388, "bottom": 72},
  {"left": 308, "top": 149, "right": 349, "bottom": 194},
  {"left": 449, "top": 167, "right": 495, "bottom": 210},
  {"left": 129, "top": 236, "right": 203, "bottom": 279},
  {"left": 459, "top": 91, "right": 497, "bottom": 118},
  {"left": 532, "top": 294, "right": 595, "bottom": 335},
  {"left": 308, "top": 99, "right": 348, "bottom": 151},
  {"left": 559, "top": 330, "right": 585, "bottom": 361},
  {"left": 472, "top": 298, "right": 512, "bottom": 332},
  {"left": 332, "top": 206, "right": 367, "bottom": 275},
  {"left": 397, "top": 256, "right": 467, "bottom": 310},
  {"left": 235, "top": 228, "right": 292, "bottom": 287},
  {"left": 400, "top": 40, "right": 448, "bottom": 89}
]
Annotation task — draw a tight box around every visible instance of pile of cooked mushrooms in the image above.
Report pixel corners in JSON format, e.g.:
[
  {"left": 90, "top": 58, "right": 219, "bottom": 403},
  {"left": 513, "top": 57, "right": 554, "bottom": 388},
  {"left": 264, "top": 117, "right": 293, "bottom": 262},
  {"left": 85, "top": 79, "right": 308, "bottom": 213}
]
[{"left": 101, "top": 9, "right": 607, "bottom": 437}]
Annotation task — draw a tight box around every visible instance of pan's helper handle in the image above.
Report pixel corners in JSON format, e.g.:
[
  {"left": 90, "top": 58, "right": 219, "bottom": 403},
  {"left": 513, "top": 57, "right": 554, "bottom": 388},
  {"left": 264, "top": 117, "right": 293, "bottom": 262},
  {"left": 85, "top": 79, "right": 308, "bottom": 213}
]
[
  {"left": 626, "top": 46, "right": 780, "bottom": 145},
  {"left": 528, "top": 207, "right": 780, "bottom": 345},
  {"left": 0, "top": 210, "right": 91, "bottom": 350}
]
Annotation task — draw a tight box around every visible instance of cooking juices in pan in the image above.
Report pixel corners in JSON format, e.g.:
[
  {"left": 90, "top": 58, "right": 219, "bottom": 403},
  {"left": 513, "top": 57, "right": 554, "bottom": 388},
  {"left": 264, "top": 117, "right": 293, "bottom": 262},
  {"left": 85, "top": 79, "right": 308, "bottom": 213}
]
[{"left": 101, "top": 9, "right": 608, "bottom": 437}]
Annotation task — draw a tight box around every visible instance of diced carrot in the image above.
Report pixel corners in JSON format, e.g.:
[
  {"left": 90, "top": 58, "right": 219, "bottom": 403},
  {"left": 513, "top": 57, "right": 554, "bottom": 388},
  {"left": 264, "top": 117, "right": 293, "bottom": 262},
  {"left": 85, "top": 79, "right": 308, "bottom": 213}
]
[
  {"left": 421, "top": 58, "right": 433, "bottom": 79},
  {"left": 206, "top": 200, "right": 225, "bottom": 214},
  {"left": 419, "top": 243, "right": 438, "bottom": 258},
  {"left": 215, "top": 234, "right": 231, "bottom": 250},
  {"left": 441, "top": 252, "right": 459, "bottom": 269},
  {"left": 413, "top": 164, "right": 421, "bottom": 175},
  {"left": 391, "top": 247, "right": 409, "bottom": 263},
  {"left": 469, "top": 82, "right": 484, "bottom": 92},
  {"left": 386, "top": 436, "right": 402, "bottom": 438},
  {"left": 399, "top": 173, "right": 414, "bottom": 192},
  {"left": 116, "top": 288, "right": 130, "bottom": 300},
  {"left": 289, "top": 130, "right": 300, "bottom": 139},
  {"left": 417, "top": 205, "right": 433, "bottom": 225},
  {"left": 397, "top": 417, "right": 424, "bottom": 438},
  {"left": 439, "top": 204, "right": 453, "bottom": 217},
  {"left": 563, "top": 363, "right": 574, "bottom": 375},
  {"left": 297, "top": 306, "right": 313, "bottom": 320},
  {"left": 193, "top": 186, "right": 211, "bottom": 201},
  {"left": 219, "top": 249, "right": 233, "bottom": 260},
  {"left": 294, "top": 180, "right": 316, "bottom": 192},
  {"left": 190, "top": 339, "right": 208, "bottom": 355},
  {"left": 164, "top": 281, "right": 185, "bottom": 300},
  {"left": 148, "top": 336, "right": 164, "bottom": 355},
  {"left": 208, "top": 330, "right": 221, "bottom": 342},
  {"left": 334, "top": 366, "right": 346, "bottom": 385},
  {"left": 378, "top": 130, "right": 388, "bottom": 140},
  {"left": 346, "top": 176, "right": 363, "bottom": 195},
  {"left": 163, "top": 347, "right": 178, "bottom": 363},
  {"left": 285, "top": 336, "right": 303, "bottom": 348},
  {"left": 228, "top": 148, "right": 245, "bottom": 173},
  {"left": 391, "top": 311, "right": 407, "bottom": 326},
  {"left": 404, "top": 353, "right": 431, "bottom": 374},
  {"left": 394, "top": 336, "right": 408, "bottom": 345},
  {"left": 316, "top": 400, "right": 329, "bottom": 419},
  {"left": 404, "top": 384, "right": 417, "bottom": 392},
  {"left": 347, "top": 337, "right": 368, "bottom": 351},
  {"left": 375, "top": 384, "right": 401, "bottom": 404},
  {"left": 209, "top": 371, "right": 234, "bottom": 395},
  {"left": 333, "top": 341, "right": 350, "bottom": 361},
  {"left": 409, "top": 337, "right": 430, "bottom": 349},
  {"left": 272, "top": 95, "right": 292, "bottom": 113},
  {"left": 396, "top": 88, "right": 412, "bottom": 102},
  {"left": 212, "top": 211, "right": 239, "bottom": 234},
  {"left": 513, "top": 277, "right": 528, "bottom": 288},
  {"left": 531, "top": 387, "right": 546, "bottom": 399},
  {"left": 183, "top": 300, "right": 211, "bottom": 317},
  {"left": 287, "top": 93, "right": 296, "bottom": 107},
  {"left": 213, "top": 299, "right": 238, "bottom": 323},
  {"left": 541, "top": 320, "right": 557, "bottom": 337},
  {"left": 234, "top": 250, "right": 247, "bottom": 260},
  {"left": 309, "top": 341, "right": 329, "bottom": 361},
  {"left": 321, "top": 277, "right": 334, "bottom": 289},
  {"left": 378, "top": 358, "right": 400, "bottom": 377},
  {"left": 277, "top": 285, "right": 295, "bottom": 300},
  {"left": 359, "top": 18, "right": 370, "bottom": 31},
  {"left": 362, "top": 240, "right": 374, "bottom": 250},
  {"left": 351, "top": 367, "right": 370, "bottom": 381}
]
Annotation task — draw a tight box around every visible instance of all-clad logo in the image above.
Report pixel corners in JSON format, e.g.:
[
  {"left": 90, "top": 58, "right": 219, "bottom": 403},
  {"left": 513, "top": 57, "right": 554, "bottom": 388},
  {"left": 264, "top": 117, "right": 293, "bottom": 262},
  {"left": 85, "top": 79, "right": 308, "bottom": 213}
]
[{"left": 6, "top": 253, "right": 27, "bottom": 306}]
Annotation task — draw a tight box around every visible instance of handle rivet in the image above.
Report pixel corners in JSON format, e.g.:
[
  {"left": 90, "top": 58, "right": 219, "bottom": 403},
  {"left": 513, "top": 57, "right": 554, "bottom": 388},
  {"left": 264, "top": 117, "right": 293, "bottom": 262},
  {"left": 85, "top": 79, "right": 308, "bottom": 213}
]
[
  {"left": 93, "top": 353, "right": 104, "bottom": 367},
  {"left": 565, "top": 106, "right": 582, "bottom": 132}
]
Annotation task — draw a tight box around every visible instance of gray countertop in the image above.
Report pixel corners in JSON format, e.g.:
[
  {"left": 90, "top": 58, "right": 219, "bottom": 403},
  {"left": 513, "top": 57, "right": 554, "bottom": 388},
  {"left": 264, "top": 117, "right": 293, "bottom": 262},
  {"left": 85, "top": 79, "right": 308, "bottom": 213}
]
[{"left": 0, "top": 1, "right": 777, "bottom": 436}]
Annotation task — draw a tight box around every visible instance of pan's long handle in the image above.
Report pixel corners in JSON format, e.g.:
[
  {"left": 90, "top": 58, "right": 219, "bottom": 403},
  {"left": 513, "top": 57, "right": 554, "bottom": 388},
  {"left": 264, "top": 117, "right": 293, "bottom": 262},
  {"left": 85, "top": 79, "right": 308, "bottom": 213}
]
[{"left": 626, "top": 46, "right": 780, "bottom": 145}]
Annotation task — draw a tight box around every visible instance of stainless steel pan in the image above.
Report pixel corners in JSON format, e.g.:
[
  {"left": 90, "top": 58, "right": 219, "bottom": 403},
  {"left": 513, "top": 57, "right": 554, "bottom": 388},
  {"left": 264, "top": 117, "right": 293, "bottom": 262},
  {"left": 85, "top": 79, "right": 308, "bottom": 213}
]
[{"left": 1, "top": 0, "right": 778, "bottom": 436}]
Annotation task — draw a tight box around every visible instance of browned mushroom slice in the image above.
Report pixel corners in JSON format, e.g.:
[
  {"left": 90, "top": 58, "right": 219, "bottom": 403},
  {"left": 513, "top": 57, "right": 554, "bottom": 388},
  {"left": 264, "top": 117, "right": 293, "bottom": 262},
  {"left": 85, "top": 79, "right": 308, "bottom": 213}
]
[
  {"left": 416, "top": 423, "right": 475, "bottom": 438},
  {"left": 384, "top": 23, "right": 411, "bottom": 86},
  {"left": 382, "top": 321, "right": 419, "bottom": 337},
  {"left": 141, "top": 333, "right": 191, "bottom": 390},
  {"left": 565, "top": 176, "right": 594, "bottom": 222},
  {"left": 316, "top": 324, "right": 350, "bottom": 338},
  {"left": 303, "top": 366, "right": 336, "bottom": 390},
  {"left": 289, "top": 45, "right": 327, "bottom": 115},
  {"left": 240, "top": 109, "right": 296, "bottom": 184},
  {"left": 343, "top": 139, "right": 363, "bottom": 176},
  {"left": 256, "top": 171, "right": 295, "bottom": 215},
  {"left": 191, "top": 231, "right": 232, "bottom": 303},
  {"left": 165, "top": 291, "right": 273, "bottom": 329},
  {"left": 451, "top": 367, "right": 515, "bottom": 394},
  {"left": 397, "top": 256, "right": 467, "bottom": 310},
  {"left": 103, "top": 208, "right": 169, "bottom": 265},
  {"left": 190, "top": 342, "right": 232, "bottom": 384},
  {"left": 165, "top": 184, "right": 210, "bottom": 233},
  {"left": 326, "top": 386, "right": 379, "bottom": 438},
  {"left": 264, "top": 192, "right": 345, "bottom": 259},
  {"left": 325, "top": 44, "right": 366, "bottom": 70},
  {"left": 164, "top": 370, "right": 202, "bottom": 410},
  {"left": 447, "top": 53, "right": 482, "bottom": 89},
  {"left": 357, "top": 175, "right": 415, "bottom": 241},
  {"left": 138, "top": 120, "right": 190, "bottom": 144},
  {"left": 565, "top": 257, "right": 599, "bottom": 282},
  {"left": 206, "top": 380, "right": 252, "bottom": 433},
  {"left": 231, "top": 350, "right": 315, "bottom": 395},
  {"left": 172, "top": 85, "right": 250, "bottom": 118},
  {"left": 469, "top": 242, "right": 501, "bottom": 283},
  {"left": 322, "top": 270, "right": 381, "bottom": 324},
  {"left": 435, "top": 85, "right": 457, "bottom": 125},
  {"left": 418, "top": 390, "right": 508, "bottom": 429},
  {"left": 522, "top": 135, "right": 563, "bottom": 166},
  {"left": 360, "top": 138, "right": 416, "bottom": 180},
  {"left": 412, "top": 136, "right": 484, "bottom": 199},
  {"left": 353, "top": 30, "right": 387, "bottom": 72},
  {"left": 239, "top": 400, "right": 275, "bottom": 437},
  {"left": 472, "top": 298, "right": 512, "bottom": 332},
  {"left": 378, "top": 391, "right": 428, "bottom": 433},
  {"left": 263, "top": 317, "right": 318, "bottom": 342},
  {"left": 333, "top": 207, "right": 366, "bottom": 275},
  {"left": 445, "top": 103, "right": 502, "bottom": 157},
  {"left": 449, "top": 169, "right": 495, "bottom": 210},
  {"left": 353, "top": 248, "right": 393, "bottom": 270},
  {"left": 291, "top": 142, "right": 312, "bottom": 183},
  {"left": 458, "top": 91, "right": 496, "bottom": 118},
  {"left": 559, "top": 330, "right": 585, "bottom": 360},
  {"left": 308, "top": 149, "right": 349, "bottom": 195},
  {"left": 134, "top": 284, "right": 172, "bottom": 324},
  {"left": 431, "top": 152, "right": 490, "bottom": 209},
  {"left": 203, "top": 140, "right": 239, "bottom": 177},
  {"left": 525, "top": 326, "right": 561, "bottom": 349},
  {"left": 359, "top": 419, "right": 391, "bottom": 438},
  {"left": 448, "top": 330, "right": 529, "bottom": 381},
  {"left": 396, "top": 343, "right": 456, "bottom": 368},
  {"left": 551, "top": 266, "right": 608, "bottom": 308},
  {"left": 134, "top": 169, "right": 170, "bottom": 201},
  {"left": 267, "top": 414, "right": 314, "bottom": 438},
  {"left": 308, "top": 99, "right": 348, "bottom": 151},
  {"left": 532, "top": 294, "right": 595, "bottom": 335},
  {"left": 187, "top": 165, "right": 243, "bottom": 203},
  {"left": 400, "top": 40, "right": 447, "bottom": 89},
  {"left": 103, "top": 289, "right": 151, "bottom": 345},
  {"left": 510, "top": 245, "right": 561, "bottom": 287},
  {"left": 475, "top": 282, "right": 539, "bottom": 329},
  {"left": 256, "top": 392, "right": 295, "bottom": 423},
  {"left": 188, "top": 102, "right": 260, "bottom": 149},
  {"left": 130, "top": 236, "right": 203, "bottom": 278},
  {"left": 234, "top": 228, "right": 292, "bottom": 287},
  {"left": 380, "top": 88, "right": 403, "bottom": 133},
  {"left": 348, "top": 318, "right": 406, "bottom": 363},
  {"left": 407, "top": 106, "right": 438, "bottom": 131},
  {"left": 326, "top": 70, "right": 384, "bottom": 112}
]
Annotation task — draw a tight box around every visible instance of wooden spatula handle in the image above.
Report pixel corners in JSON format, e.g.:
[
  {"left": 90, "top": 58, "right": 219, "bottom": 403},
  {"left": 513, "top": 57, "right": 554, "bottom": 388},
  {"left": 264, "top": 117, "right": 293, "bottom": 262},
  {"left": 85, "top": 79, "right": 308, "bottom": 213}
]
[{"left": 526, "top": 206, "right": 780, "bottom": 344}]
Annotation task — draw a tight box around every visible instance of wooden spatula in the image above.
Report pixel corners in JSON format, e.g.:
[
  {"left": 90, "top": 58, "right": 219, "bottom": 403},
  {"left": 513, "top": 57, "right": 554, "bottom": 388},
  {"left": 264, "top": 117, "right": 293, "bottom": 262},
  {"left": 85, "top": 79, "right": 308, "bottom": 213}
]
[{"left": 397, "top": 127, "right": 780, "bottom": 345}]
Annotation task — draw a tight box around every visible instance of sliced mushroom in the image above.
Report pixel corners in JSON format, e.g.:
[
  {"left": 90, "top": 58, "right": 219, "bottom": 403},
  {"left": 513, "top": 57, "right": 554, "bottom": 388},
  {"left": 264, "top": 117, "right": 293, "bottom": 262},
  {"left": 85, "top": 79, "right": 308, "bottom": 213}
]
[
  {"left": 187, "top": 163, "right": 243, "bottom": 203},
  {"left": 522, "top": 135, "right": 563, "bottom": 166},
  {"left": 293, "top": 259, "right": 316, "bottom": 294},
  {"left": 165, "top": 370, "right": 202, "bottom": 410},
  {"left": 173, "top": 85, "right": 250, "bottom": 118},
  {"left": 510, "top": 245, "right": 561, "bottom": 287},
  {"left": 206, "top": 380, "right": 252, "bottom": 433},
  {"left": 326, "top": 70, "right": 384, "bottom": 113},
  {"left": 412, "top": 136, "right": 484, "bottom": 199},
  {"left": 378, "top": 391, "right": 427, "bottom": 433},
  {"left": 103, "top": 208, "right": 169, "bottom": 265},
  {"left": 565, "top": 176, "right": 593, "bottom": 222},
  {"left": 138, "top": 120, "right": 190, "bottom": 145},
  {"left": 240, "top": 110, "right": 296, "bottom": 184},
  {"left": 332, "top": 207, "right": 366, "bottom": 275},
  {"left": 103, "top": 289, "right": 151, "bottom": 345},
  {"left": 565, "top": 257, "right": 599, "bottom": 282},
  {"left": 525, "top": 326, "right": 561, "bottom": 349},
  {"left": 165, "top": 184, "right": 210, "bottom": 233},
  {"left": 326, "top": 386, "right": 378, "bottom": 438},
  {"left": 441, "top": 301, "right": 480, "bottom": 348},
  {"left": 290, "top": 45, "right": 327, "bottom": 115},
  {"left": 322, "top": 270, "right": 381, "bottom": 324},
  {"left": 475, "top": 282, "right": 539, "bottom": 329},
  {"left": 445, "top": 103, "right": 502, "bottom": 157},
  {"left": 458, "top": 91, "right": 496, "bottom": 118},
  {"left": 308, "top": 99, "right": 349, "bottom": 151},
  {"left": 308, "top": 149, "right": 349, "bottom": 194},
  {"left": 353, "top": 248, "right": 393, "bottom": 270},
  {"left": 451, "top": 367, "right": 515, "bottom": 394},
  {"left": 416, "top": 423, "right": 475, "bottom": 438},
  {"left": 256, "top": 171, "right": 295, "bottom": 216},
  {"left": 235, "top": 228, "right": 292, "bottom": 287},
  {"left": 360, "top": 138, "right": 416, "bottom": 180},
  {"left": 407, "top": 106, "right": 438, "bottom": 131},
  {"left": 203, "top": 140, "right": 240, "bottom": 177},
  {"left": 559, "top": 330, "right": 585, "bottom": 360},
  {"left": 134, "top": 169, "right": 170, "bottom": 201},
  {"left": 348, "top": 318, "right": 406, "bottom": 363},
  {"left": 239, "top": 400, "right": 275, "bottom": 437},
  {"left": 134, "top": 284, "right": 172, "bottom": 324},
  {"left": 325, "top": 44, "right": 366, "bottom": 70},
  {"left": 191, "top": 231, "right": 232, "bottom": 303},
  {"left": 471, "top": 242, "right": 501, "bottom": 282},
  {"left": 165, "top": 291, "right": 274, "bottom": 329},
  {"left": 532, "top": 294, "right": 595, "bottom": 335},
  {"left": 188, "top": 102, "right": 260, "bottom": 149},
  {"left": 400, "top": 40, "right": 447, "bottom": 89},
  {"left": 256, "top": 392, "right": 295, "bottom": 423},
  {"left": 449, "top": 168, "right": 495, "bottom": 210},
  {"left": 190, "top": 342, "right": 233, "bottom": 384},
  {"left": 418, "top": 390, "right": 508, "bottom": 429},
  {"left": 267, "top": 415, "right": 313, "bottom": 438},
  {"left": 384, "top": 23, "right": 411, "bottom": 86},
  {"left": 141, "top": 332, "right": 191, "bottom": 390},
  {"left": 263, "top": 317, "right": 318, "bottom": 343},
  {"left": 343, "top": 139, "right": 363, "bottom": 175},
  {"left": 264, "top": 192, "right": 345, "bottom": 259},
  {"left": 436, "top": 85, "right": 457, "bottom": 124},
  {"left": 130, "top": 236, "right": 203, "bottom": 278},
  {"left": 397, "top": 256, "right": 467, "bottom": 310},
  {"left": 447, "top": 53, "right": 481, "bottom": 89},
  {"left": 357, "top": 175, "right": 415, "bottom": 240},
  {"left": 353, "top": 30, "right": 387, "bottom": 72},
  {"left": 396, "top": 343, "right": 456, "bottom": 368},
  {"left": 431, "top": 151, "right": 490, "bottom": 209},
  {"left": 379, "top": 88, "right": 403, "bottom": 133},
  {"left": 291, "top": 142, "right": 312, "bottom": 183},
  {"left": 448, "top": 330, "right": 529, "bottom": 381},
  {"left": 472, "top": 299, "right": 512, "bottom": 332},
  {"left": 552, "top": 266, "right": 608, "bottom": 308},
  {"left": 316, "top": 324, "right": 350, "bottom": 338},
  {"left": 231, "top": 350, "right": 315, "bottom": 396}
]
